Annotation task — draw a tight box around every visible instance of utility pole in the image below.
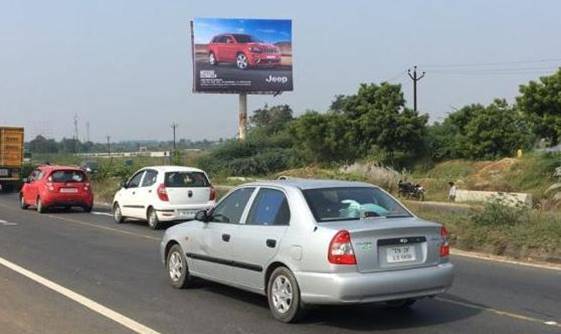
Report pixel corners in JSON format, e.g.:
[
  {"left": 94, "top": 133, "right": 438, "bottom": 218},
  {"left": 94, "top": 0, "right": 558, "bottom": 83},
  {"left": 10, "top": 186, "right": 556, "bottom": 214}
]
[
  {"left": 73, "top": 113, "right": 79, "bottom": 153},
  {"left": 106, "top": 135, "right": 111, "bottom": 164},
  {"left": 85, "top": 121, "right": 90, "bottom": 142},
  {"left": 170, "top": 122, "right": 178, "bottom": 156},
  {"left": 407, "top": 66, "right": 425, "bottom": 112},
  {"left": 238, "top": 93, "right": 247, "bottom": 141}
]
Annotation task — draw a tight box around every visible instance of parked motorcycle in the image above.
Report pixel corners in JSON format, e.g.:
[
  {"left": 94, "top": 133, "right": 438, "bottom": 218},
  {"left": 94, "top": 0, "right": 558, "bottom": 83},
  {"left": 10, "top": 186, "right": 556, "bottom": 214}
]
[{"left": 398, "top": 180, "right": 425, "bottom": 201}]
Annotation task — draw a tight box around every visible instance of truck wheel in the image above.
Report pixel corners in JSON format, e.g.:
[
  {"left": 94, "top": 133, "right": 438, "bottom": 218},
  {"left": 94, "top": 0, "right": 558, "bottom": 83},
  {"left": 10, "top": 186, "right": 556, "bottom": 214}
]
[{"left": 20, "top": 194, "right": 28, "bottom": 209}]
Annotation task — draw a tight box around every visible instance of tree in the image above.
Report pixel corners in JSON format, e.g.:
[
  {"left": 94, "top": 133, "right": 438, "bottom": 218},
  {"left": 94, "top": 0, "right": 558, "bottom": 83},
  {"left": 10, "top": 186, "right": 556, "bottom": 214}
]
[
  {"left": 463, "top": 100, "right": 533, "bottom": 159},
  {"left": 28, "top": 135, "right": 59, "bottom": 153},
  {"left": 289, "top": 111, "right": 357, "bottom": 163},
  {"left": 517, "top": 68, "right": 561, "bottom": 146},
  {"left": 429, "top": 100, "right": 534, "bottom": 160},
  {"left": 250, "top": 104, "right": 294, "bottom": 132},
  {"left": 334, "top": 83, "right": 429, "bottom": 162}
]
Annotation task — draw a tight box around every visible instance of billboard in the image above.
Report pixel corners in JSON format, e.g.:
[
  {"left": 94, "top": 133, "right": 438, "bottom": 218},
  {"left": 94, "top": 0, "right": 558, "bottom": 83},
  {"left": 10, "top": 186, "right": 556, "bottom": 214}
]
[{"left": 191, "top": 18, "right": 293, "bottom": 93}]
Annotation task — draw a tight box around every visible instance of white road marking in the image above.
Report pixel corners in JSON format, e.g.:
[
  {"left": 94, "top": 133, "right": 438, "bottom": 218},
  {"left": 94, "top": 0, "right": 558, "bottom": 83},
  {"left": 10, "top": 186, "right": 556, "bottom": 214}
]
[
  {"left": 437, "top": 297, "right": 561, "bottom": 329},
  {"left": 0, "top": 219, "right": 17, "bottom": 226},
  {"left": 91, "top": 211, "right": 112, "bottom": 217},
  {"left": 0, "top": 256, "right": 160, "bottom": 334}
]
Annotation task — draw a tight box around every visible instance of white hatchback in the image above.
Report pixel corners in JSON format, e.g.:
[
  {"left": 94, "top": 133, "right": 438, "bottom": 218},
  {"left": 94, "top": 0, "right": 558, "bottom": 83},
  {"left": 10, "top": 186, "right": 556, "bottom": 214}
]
[{"left": 112, "top": 166, "right": 216, "bottom": 229}]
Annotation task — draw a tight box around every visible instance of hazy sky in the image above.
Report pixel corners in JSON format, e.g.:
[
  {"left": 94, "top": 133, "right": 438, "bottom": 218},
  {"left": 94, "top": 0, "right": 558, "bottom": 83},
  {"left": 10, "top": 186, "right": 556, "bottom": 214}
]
[{"left": 2, "top": 0, "right": 561, "bottom": 142}]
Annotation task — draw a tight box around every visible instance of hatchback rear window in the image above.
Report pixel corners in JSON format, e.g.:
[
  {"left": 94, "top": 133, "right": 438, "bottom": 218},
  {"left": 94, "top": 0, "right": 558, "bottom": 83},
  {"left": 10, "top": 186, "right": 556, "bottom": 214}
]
[
  {"left": 50, "top": 170, "right": 86, "bottom": 183},
  {"left": 164, "top": 172, "right": 209, "bottom": 188},
  {"left": 303, "top": 187, "right": 411, "bottom": 222}
]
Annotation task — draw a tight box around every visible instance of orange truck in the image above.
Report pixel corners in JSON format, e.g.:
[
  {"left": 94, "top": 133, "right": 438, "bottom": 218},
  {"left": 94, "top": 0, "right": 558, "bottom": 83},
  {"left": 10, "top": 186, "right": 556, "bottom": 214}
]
[{"left": 0, "top": 127, "right": 24, "bottom": 192}]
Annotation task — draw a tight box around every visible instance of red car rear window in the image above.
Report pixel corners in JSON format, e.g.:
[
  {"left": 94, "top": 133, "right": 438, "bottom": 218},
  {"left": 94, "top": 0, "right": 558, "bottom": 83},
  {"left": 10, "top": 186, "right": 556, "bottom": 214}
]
[{"left": 50, "top": 170, "right": 86, "bottom": 183}]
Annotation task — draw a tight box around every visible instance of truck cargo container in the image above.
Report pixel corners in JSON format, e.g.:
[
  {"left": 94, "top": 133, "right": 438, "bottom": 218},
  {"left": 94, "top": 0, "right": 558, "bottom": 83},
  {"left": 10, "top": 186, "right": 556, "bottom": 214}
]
[{"left": 0, "top": 127, "right": 24, "bottom": 192}]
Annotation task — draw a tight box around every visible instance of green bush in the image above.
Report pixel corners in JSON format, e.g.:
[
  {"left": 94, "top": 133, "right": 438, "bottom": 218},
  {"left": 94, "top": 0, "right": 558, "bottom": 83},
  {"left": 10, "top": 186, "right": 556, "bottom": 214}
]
[{"left": 471, "top": 196, "right": 530, "bottom": 226}]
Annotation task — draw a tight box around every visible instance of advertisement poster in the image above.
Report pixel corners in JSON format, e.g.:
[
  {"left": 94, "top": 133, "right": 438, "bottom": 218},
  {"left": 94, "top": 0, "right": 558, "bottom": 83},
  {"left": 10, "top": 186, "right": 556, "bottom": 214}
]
[{"left": 191, "top": 18, "right": 293, "bottom": 93}]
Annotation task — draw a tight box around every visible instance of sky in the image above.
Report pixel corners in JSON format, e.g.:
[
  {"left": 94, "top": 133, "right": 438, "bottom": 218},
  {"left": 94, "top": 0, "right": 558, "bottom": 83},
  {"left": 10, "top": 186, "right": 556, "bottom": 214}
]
[
  {"left": 1, "top": 0, "right": 561, "bottom": 142},
  {"left": 193, "top": 18, "right": 291, "bottom": 44}
]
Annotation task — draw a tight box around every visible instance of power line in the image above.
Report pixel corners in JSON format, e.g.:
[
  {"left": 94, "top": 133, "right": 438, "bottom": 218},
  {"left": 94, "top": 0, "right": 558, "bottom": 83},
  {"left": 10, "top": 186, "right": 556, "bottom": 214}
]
[{"left": 421, "top": 57, "right": 561, "bottom": 69}]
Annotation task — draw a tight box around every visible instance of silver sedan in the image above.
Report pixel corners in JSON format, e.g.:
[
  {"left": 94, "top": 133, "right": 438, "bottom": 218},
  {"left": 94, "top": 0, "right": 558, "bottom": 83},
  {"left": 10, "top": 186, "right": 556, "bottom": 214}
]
[{"left": 160, "top": 179, "right": 454, "bottom": 322}]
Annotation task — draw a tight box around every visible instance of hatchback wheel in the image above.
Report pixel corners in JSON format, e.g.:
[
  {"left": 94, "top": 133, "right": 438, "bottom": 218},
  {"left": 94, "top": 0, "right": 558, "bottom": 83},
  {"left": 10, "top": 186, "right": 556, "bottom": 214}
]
[
  {"left": 20, "top": 195, "right": 28, "bottom": 210},
  {"left": 112, "top": 203, "right": 125, "bottom": 224},
  {"left": 36, "top": 197, "right": 47, "bottom": 214},
  {"left": 147, "top": 208, "right": 160, "bottom": 230},
  {"left": 236, "top": 53, "right": 248, "bottom": 70},
  {"left": 267, "top": 267, "right": 306, "bottom": 323},
  {"left": 167, "top": 244, "right": 194, "bottom": 289}
]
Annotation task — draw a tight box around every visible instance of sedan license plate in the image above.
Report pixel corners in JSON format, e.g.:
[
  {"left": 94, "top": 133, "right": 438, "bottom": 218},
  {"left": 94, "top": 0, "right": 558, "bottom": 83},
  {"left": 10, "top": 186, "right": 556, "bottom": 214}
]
[
  {"left": 60, "top": 188, "right": 78, "bottom": 193},
  {"left": 0, "top": 169, "right": 8, "bottom": 176},
  {"left": 386, "top": 245, "right": 416, "bottom": 263}
]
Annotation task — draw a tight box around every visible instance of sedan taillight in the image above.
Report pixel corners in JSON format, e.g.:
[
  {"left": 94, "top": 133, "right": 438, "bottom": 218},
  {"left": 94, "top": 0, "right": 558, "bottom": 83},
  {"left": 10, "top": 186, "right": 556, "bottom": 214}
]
[
  {"left": 440, "top": 226, "right": 450, "bottom": 257},
  {"left": 328, "top": 230, "right": 357, "bottom": 265},
  {"left": 209, "top": 186, "right": 216, "bottom": 201},
  {"left": 157, "top": 183, "right": 169, "bottom": 202}
]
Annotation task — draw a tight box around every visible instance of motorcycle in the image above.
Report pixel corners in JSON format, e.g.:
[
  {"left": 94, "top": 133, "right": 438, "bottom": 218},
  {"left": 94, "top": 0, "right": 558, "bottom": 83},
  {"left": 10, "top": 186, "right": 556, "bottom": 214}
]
[{"left": 398, "top": 181, "right": 425, "bottom": 201}]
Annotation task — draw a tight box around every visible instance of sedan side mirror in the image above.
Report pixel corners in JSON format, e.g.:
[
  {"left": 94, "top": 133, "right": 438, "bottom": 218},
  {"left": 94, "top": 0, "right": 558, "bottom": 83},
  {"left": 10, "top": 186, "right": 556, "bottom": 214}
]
[
  {"left": 195, "top": 210, "right": 210, "bottom": 223},
  {"left": 120, "top": 180, "right": 127, "bottom": 189}
]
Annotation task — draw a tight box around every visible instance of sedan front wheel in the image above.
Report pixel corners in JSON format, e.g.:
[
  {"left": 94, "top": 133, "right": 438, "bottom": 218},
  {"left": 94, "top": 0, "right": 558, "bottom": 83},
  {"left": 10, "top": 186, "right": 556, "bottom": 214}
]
[{"left": 167, "top": 244, "right": 194, "bottom": 289}]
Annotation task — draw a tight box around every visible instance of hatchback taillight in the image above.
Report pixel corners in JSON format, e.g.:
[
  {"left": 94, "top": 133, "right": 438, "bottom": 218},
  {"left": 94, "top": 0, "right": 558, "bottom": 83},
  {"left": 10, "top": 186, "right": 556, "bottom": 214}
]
[
  {"left": 209, "top": 186, "right": 216, "bottom": 201},
  {"left": 157, "top": 183, "right": 169, "bottom": 201},
  {"left": 328, "top": 230, "right": 357, "bottom": 265},
  {"left": 440, "top": 226, "right": 450, "bottom": 257}
]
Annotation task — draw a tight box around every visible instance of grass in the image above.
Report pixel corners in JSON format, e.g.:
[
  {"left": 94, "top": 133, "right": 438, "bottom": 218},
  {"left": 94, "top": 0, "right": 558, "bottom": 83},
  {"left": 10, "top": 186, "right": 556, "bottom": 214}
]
[{"left": 408, "top": 201, "right": 561, "bottom": 262}]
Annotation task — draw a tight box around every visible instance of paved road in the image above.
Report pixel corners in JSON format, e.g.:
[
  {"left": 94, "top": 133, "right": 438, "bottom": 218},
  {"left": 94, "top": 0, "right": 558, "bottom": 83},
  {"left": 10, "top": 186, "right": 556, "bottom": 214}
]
[{"left": 0, "top": 193, "right": 559, "bottom": 334}]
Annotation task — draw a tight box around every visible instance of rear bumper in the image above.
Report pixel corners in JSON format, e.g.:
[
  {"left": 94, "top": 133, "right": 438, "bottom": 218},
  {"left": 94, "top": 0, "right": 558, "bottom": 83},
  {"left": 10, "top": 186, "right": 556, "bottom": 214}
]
[
  {"left": 295, "top": 262, "right": 454, "bottom": 305},
  {"left": 154, "top": 203, "right": 215, "bottom": 221},
  {"left": 42, "top": 193, "right": 94, "bottom": 207}
]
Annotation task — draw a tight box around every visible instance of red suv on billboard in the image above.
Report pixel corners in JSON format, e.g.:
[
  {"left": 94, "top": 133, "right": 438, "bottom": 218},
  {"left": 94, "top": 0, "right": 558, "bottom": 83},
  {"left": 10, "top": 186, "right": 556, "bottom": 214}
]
[
  {"left": 208, "top": 34, "right": 281, "bottom": 70},
  {"left": 20, "top": 165, "right": 94, "bottom": 213}
]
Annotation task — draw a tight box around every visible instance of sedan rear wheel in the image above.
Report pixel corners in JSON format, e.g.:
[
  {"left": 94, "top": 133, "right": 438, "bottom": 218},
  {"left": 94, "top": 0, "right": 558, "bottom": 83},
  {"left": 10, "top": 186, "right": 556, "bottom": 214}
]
[
  {"left": 236, "top": 53, "right": 248, "bottom": 70},
  {"left": 167, "top": 244, "right": 194, "bottom": 289},
  {"left": 267, "top": 267, "right": 306, "bottom": 323}
]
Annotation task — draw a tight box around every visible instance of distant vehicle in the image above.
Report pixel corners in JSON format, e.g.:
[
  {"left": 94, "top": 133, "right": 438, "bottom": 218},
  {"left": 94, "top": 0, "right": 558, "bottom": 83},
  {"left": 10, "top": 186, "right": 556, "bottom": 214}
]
[
  {"left": 208, "top": 34, "right": 281, "bottom": 70},
  {"left": 0, "top": 127, "right": 24, "bottom": 192},
  {"left": 80, "top": 160, "right": 99, "bottom": 174},
  {"left": 112, "top": 166, "right": 216, "bottom": 229},
  {"left": 160, "top": 179, "right": 454, "bottom": 323},
  {"left": 20, "top": 165, "right": 93, "bottom": 213},
  {"left": 398, "top": 180, "right": 425, "bottom": 201}
]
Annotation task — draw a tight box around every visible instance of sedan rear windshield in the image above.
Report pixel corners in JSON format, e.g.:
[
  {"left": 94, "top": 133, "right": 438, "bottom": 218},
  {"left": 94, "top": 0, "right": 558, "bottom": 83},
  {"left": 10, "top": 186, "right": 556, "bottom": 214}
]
[
  {"left": 303, "top": 187, "right": 412, "bottom": 222},
  {"left": 164, "top": 172, "right": 210, "bottom": 188},
  {"left": 50, "top": 170, "right": 86, "bottom": 183}
]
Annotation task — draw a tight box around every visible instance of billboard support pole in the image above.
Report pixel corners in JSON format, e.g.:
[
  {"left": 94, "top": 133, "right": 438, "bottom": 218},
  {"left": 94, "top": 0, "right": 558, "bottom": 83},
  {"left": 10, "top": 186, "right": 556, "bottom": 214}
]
[{"left": 238, "top": 93, "right": 248, "bottom": 141}]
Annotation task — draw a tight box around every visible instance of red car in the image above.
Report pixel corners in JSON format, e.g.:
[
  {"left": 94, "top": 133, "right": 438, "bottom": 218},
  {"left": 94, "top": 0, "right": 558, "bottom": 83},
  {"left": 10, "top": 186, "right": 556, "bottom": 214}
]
[
  {"left": 20, "top": 165, "right": 94, "bottom": 213},
  {"left": 208, "top": 34, "right": 281, "bottom": 70}
]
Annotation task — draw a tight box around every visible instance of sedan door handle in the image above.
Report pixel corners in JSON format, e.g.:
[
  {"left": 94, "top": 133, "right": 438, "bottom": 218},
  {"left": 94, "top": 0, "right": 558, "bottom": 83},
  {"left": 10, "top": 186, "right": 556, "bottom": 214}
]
[
  {"left": 222, "top": 234, "right": 230, "bottom": 242},
  {"left": 266, "top": 239, "right": 277, "bottom": 248}
]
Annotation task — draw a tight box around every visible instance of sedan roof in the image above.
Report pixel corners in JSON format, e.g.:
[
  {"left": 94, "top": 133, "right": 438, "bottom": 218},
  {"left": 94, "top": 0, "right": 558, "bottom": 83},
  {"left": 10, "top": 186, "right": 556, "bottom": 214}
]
[{"left": 244, "top": 179, "right": 376, "bottom": 190}]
